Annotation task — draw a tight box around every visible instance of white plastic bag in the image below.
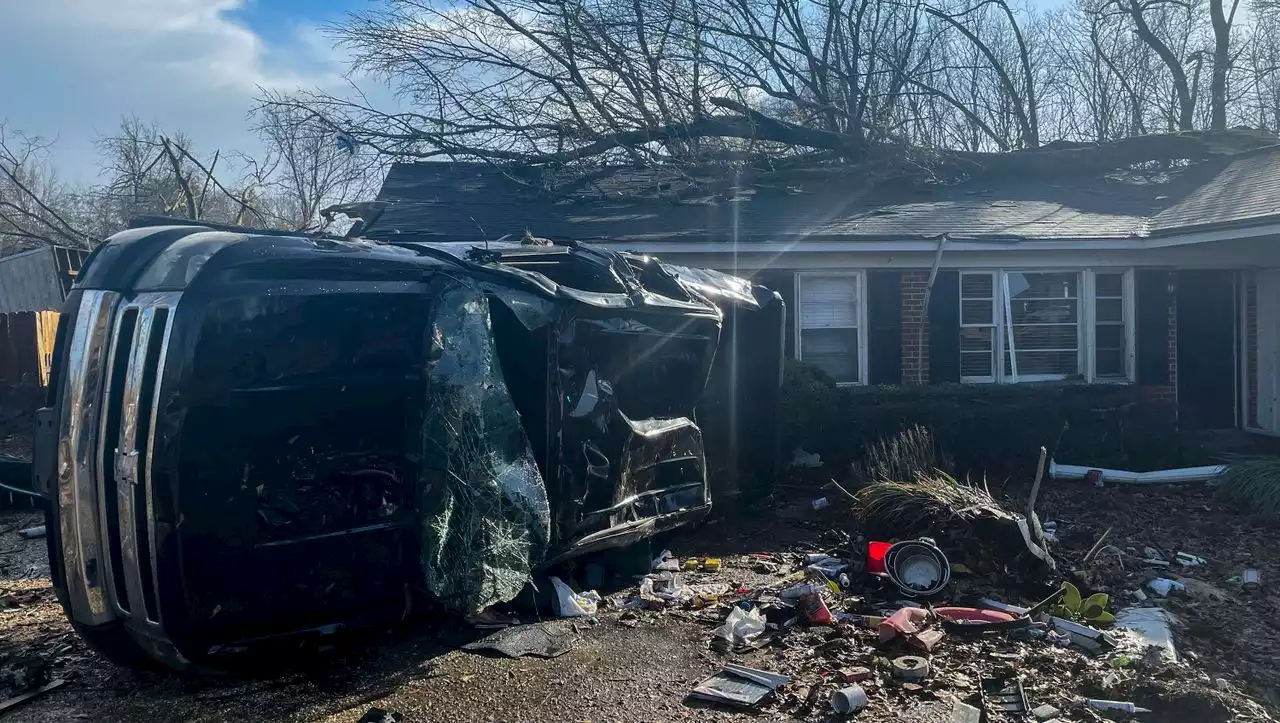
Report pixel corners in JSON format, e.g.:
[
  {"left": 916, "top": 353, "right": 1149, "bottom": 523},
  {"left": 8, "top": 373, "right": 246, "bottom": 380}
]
[
  {"left": 713, "top": 606, "right": 767, "bottom": 645},
  {"left": 550, "top": 576, "right": 601, "bottom": 617}
]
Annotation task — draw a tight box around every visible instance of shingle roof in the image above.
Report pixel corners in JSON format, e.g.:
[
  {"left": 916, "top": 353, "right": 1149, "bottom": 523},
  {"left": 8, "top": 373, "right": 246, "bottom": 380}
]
[
  {"left": 1152, "top": 147, "right": 1280, "bottom": 232},
  {"left": 367, "top": 150, "right": 1280, "bottom": 244}
]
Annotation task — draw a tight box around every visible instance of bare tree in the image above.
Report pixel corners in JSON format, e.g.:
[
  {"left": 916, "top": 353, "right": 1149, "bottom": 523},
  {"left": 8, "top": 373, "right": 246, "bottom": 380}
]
[
  {"left": 0, "top": 124, "right": 91, "bottom": 250},
  {"left": 250, "top": 95, "right": 385, "bottom": 231}
]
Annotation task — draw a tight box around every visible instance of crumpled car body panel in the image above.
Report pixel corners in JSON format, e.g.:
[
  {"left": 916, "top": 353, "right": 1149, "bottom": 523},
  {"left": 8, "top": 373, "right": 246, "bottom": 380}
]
[{"left": 36, "top": 222, "right": 784, "bottom": 666}]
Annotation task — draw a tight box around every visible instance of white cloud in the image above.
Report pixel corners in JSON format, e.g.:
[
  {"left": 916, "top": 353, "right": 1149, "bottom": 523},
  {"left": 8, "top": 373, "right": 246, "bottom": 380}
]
[{"left": 0, "top": 0, "right": 352, "bottom": 183}]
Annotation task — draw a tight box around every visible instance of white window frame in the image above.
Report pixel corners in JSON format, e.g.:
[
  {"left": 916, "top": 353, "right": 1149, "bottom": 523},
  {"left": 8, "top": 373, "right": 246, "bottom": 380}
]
[
  {"left": 795, "top": 271, "right": 868, "bottom": 386},
  {"left": 961, "top": 268, "right": 1135, "bottom": 385}
]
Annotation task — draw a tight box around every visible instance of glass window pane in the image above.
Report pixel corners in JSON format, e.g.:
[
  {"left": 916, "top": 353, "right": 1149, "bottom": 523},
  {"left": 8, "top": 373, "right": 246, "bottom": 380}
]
[
  {"left": 1007, "top": 272, "right": 1078, "bottom": 300},
  {"left": 800, "top": 276, "right": 859, "bottom": 329},
  {"left": 1096, "top": 298, "right": 1123, "bottom": 323},
  {"left": 962, "top": 352, "right": 994, "bottom": 378},
  {"left": 1096, "top": 349, "right": 1125, "bottom": 377},
  {"left": 1096, "top": 324, "right": 1124, "bottom": 350},
  {"left": 1096, "top": 273, "right": 1124, "bottom": 297},
  {"left": 961, "top": 327, "right": 994, "bottom": 352},
  {"left": 962, "top": 273, "right": 994, "bottom": 298},
  {"left": 1011, "top": 298, "right": 1078, "bottom": 324},
  {"left": 1007, "top": 350, "right": 1080, "bottom": 376},
  {"left": 962, "top": 299, "right": 994, "bottom": 325},
  {"left": 1013, "top": 324, "right": 1078, "bottom": 351},
  {"left": 801, "top": 328, "right": 859, "bottom": 383}
]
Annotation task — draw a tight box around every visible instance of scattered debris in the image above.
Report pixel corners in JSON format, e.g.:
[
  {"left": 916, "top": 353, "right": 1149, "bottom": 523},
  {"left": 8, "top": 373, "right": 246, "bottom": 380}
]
[
  {"left": 461, "top": 621, "right": 579, "bottom": 659},
  {"left": 810, "top": 496, "right": 830, "bottom": 511},
  {"left": 712, "top": 606, "right": 766, "bottom": 648},
  {"left": 791, "top": 448, "right": 822, "bottom": 469},
  {"left": 356, "top": 707, "right": 404, "bottom": 723},
  {"left": 884, "top": 538, "right": 950, "bottom": 597},
  {"left": 952, "top": 697, "right": 982, "bottom": 723},
  {"left": 1147, "top": 578, "right": 1185, "bottom": 597},
  {"left": 16, "top": 526, "right": 44, "bottom": 540},
  {"left": 983, "top": 677, "right": 1029, "bottom": 716},
  {"left": 879, "top": 607, "right": 930, "bottom": 643},
  {"left": 1084, "top": 698, "right": 1152, "bottom": 714},
  {"left": 830, "top": 684, "right": 868, "bottom": 714},
  {"left": 890, "top": 655, "right": 931, "bottom": 681},
  {"left": 839, "top": 666, "right": 874, "bottom": 683},
  {"left": 1031, "top": 703, "right": 1062, "bottom": 720},
  {"left": 1050, "top": 461, "right": 1228, "bottom": 485},
  {"left": 550, "top": 576, "right": 601, "bottom": 617},
  {"left": 1115, "top": 607, "right": 1177, "bottom": 663},
  {"left": 688, "top": 664, "right": 790, "bottom": 709},
  {"left": 0, "top": 679, "right": 65, "bottom": 715},
  {"left": 652, "top": 550, "right": 680, "bottom": 572},
  {"left": 1176, "top": 551, "right": 1206, "bottom": 567}
]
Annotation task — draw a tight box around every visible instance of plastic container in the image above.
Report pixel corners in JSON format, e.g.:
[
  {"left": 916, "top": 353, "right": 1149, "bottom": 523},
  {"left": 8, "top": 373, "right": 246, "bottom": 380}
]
[
  {"left": 867, "top": 541, "right": 892, "bottom": 575},
  {"left": 830, "top": 684, "right": 869, "bottom": 714}
]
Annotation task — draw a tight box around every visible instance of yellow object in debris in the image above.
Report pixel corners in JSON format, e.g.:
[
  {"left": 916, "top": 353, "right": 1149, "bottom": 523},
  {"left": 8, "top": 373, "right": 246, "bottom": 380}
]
[
  {"left": 703, "top": 558, "right": 722, "bottom": 572},
  {"left": 684, "top": 559, "right": 700, "bottom": 571},
  {"left": 950, "top": 563, "right": 974, "bottom": 575}
]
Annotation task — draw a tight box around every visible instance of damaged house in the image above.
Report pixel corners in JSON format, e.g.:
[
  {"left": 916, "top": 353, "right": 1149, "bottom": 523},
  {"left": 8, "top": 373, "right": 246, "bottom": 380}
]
[{"left": 366, "top": 144, "right": 1280, "bottom": 434}]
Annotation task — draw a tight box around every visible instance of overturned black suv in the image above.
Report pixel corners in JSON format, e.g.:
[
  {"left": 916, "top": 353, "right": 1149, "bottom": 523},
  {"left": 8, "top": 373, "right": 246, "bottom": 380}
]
[{"left": 32, "top": 219, "right": 783, "bottom": 669}]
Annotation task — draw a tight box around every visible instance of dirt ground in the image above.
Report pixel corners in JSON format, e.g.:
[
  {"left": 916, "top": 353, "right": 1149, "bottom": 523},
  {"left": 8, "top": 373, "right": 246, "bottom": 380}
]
[{"left": 1, "top": 482, "right": 1279, "bottom": 722}]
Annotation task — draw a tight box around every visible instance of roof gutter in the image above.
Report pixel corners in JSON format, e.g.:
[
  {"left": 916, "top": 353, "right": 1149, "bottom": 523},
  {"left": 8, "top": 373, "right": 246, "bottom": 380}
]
[{"left": 587, "top": 237, "right": 1151, "bottom": 254}]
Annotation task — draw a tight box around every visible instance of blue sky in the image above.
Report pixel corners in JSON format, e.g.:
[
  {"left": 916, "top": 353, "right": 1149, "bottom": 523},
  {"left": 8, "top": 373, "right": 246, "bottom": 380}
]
[{"left": 0, "top": 0, "right": 369, "bottom": 184}]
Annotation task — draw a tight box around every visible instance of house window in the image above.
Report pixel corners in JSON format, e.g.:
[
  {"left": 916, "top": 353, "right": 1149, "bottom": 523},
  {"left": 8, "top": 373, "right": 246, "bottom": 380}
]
[
  {"left": 797, "top": 273, "right": 865, "bottom": 384},
  {"left": 1093, "top": 272, "right": 1127, "bottom": 379},
  {"left": 960, "top": 269, "right": 1133, "bottom": 384}
]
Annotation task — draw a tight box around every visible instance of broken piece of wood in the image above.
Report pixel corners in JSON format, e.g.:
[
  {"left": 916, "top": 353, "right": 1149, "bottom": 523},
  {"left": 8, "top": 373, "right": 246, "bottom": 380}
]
[{"left": 0, "top": 678, "right": 66, "bottom": 714}]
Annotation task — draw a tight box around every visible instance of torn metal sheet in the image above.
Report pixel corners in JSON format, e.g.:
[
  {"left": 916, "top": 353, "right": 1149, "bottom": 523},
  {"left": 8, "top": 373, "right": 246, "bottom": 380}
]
[
  {"left": 419, "top": 282, "right": 552, "bottom": 614},
  {"left": 689, "top": 664, "right": 790, "bottom": 708}
]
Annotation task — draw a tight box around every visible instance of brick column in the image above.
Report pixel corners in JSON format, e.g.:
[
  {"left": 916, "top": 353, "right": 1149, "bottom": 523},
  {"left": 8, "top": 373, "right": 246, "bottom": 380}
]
[{"left": 901, "top": 270, "right": 931, "bottom": 384}]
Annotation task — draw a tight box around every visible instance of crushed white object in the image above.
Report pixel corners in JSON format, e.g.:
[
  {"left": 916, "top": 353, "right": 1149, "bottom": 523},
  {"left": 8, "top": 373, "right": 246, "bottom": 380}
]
[
  {"left": 1049, "top": 461, "right": 1227, "bottom": 485},
  {"left": 1115, "top": 607, "right": 1178, "bottom": 663},
  {"left": 790, "top": 448, "right": 822, "bottom": 468},
  {"left": 1147, "top": 578, "right": 1185, "bottom": 597},
  {"left": 805, "top": 556, "right": 848, "bottom": 578},
  {"left": 713, "top": 606, "right": 767, "bottom": 646},
  {"left": 1042, "top": 521, "right": 1059, "bottom": 543},
  {"left": 550, "top": 576, "right": 601, "bottom": 617},
  {"left": 1176, "top": 552, "right": 1206, "bottom": 567},
  {"left": 652, "top": 549, "right": 680, "bottom": 571}
]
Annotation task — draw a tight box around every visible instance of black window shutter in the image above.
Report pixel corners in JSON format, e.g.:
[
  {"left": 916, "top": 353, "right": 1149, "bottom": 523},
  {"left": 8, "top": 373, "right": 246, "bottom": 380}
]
[
  {"left": 1136, "top": 269, "right": 1172, "bottom": 384},
  {"left": 867, "top": 271, "right": 903, "bottom": 384},
  {"left": 754, "top": 270, "right": 796, "bottom": 359},
  {"left": 928, "top": 270, "right": 961, "bottom": 384}
]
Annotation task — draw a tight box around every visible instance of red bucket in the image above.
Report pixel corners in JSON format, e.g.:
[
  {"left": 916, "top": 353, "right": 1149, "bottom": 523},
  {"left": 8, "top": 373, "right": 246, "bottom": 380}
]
[{"left": 867, "top": 541, "right": 891, "bottom": 575}]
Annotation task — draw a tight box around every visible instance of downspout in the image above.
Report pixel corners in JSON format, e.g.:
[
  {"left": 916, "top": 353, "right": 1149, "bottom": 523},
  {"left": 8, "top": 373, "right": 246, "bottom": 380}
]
[{"left": 917, "top": 234, "right": 949, "bottom": 384}]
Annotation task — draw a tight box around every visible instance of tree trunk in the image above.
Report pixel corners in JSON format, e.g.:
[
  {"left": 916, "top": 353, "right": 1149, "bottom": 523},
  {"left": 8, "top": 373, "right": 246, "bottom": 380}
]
[{"left": 1209, "top": 0, "right": 1234, "bottom": 130}]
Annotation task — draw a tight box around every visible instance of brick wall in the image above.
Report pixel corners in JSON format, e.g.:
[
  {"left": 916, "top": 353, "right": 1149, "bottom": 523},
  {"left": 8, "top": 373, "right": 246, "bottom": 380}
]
[{"left": 900, "top": 270, "right": 930, "bottom": 384}]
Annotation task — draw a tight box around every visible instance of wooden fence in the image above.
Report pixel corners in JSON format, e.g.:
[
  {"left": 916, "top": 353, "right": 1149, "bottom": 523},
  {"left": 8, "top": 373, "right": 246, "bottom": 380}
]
[{"left": 0, "top": 311, "right": 58, "bottom": 387}]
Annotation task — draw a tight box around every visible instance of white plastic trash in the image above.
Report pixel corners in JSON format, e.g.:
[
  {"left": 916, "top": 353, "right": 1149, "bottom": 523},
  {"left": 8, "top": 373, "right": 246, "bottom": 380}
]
[
  {"left": 1148, "top": 578, "right": 1185, "bottom": 597},
  {"left": 1115, "top": 607, "right": 1178, "bottom": 663},
  {"left": 712, "top": 606, "right": 766, "bottom": 646},
  {"left": 549, "top": 576, "right": 601, "bottom": 617},
  {"left": 830, "top": 684, "right": 869, "bottom": 714}
]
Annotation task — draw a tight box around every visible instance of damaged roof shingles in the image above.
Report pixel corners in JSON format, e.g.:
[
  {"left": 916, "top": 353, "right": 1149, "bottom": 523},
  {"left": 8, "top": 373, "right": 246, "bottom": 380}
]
[{"left": 369, "top": 150, "right": 1280, "bottom": 244}]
